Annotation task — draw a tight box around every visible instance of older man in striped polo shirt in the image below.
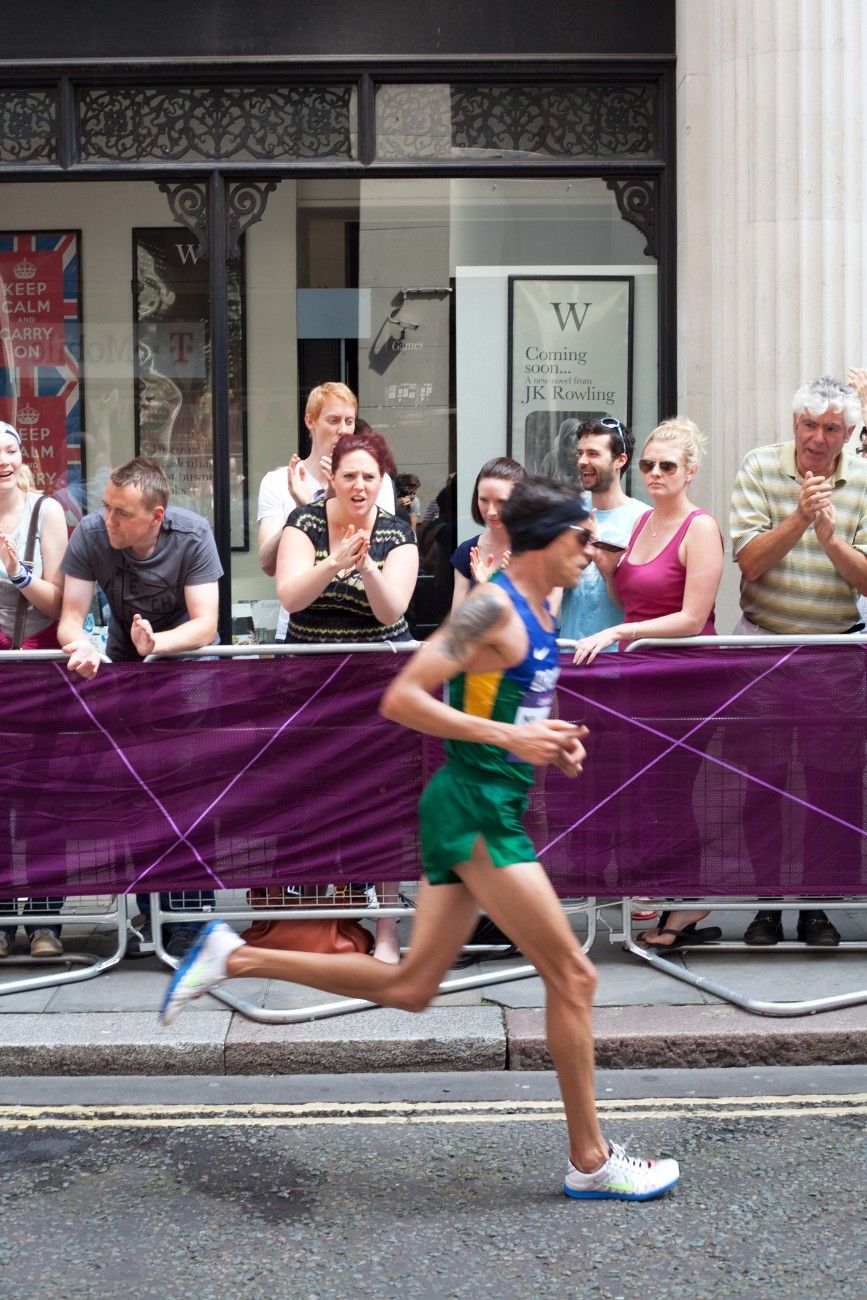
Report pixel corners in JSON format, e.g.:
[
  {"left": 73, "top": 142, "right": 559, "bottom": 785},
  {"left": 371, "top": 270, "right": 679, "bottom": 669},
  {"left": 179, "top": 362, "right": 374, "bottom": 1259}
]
[{"left": 730, "top": 375, "right": 867, "bottom": 947}]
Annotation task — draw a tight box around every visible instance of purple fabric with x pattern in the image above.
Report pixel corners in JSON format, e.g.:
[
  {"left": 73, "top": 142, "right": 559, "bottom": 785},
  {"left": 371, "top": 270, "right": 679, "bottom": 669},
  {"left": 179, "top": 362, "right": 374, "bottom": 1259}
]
[{"left": 1, "top": 646, "right": 864, "bottom": 896}]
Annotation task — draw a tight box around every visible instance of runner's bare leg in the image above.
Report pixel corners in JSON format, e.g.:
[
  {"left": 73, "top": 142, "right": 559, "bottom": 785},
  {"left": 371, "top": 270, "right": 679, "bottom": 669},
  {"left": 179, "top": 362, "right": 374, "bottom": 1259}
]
[
  {"left": 228, "top": 838, "right": 608, "bottom": 1173},
  {"left": 454, "top": 841, "right": 608, "bottom": 1173},
  {"left": 227, "top": 878, "right": 480, "bottom": 1011}
]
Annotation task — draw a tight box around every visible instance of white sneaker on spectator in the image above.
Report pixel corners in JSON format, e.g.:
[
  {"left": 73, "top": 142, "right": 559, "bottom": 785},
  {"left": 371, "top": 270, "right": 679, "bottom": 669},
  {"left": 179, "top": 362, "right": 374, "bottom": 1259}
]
[
  {"left": 160, "top": 920, "right": 243, "bottom": 1025},
  {"left": 564, "top": 1142, "right": 679, "bottom": 1201},
  {"left": 30, "top": 930, "right": 63, "bottom": 958}
]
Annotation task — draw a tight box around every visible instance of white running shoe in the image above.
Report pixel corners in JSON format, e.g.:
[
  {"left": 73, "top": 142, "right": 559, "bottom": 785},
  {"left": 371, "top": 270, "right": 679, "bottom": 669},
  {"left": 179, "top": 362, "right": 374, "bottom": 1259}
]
[
  {"left": 160, "top": 919, "right": 244, "bottom": 1026},
  {"left": 564, "top": 1142, "right": 679, "bottom": 1201}
]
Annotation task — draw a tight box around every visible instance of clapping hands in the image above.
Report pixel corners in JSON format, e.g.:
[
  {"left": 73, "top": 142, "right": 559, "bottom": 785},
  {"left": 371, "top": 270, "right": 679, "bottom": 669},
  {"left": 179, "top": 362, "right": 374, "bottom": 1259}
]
[{"left": 469, "top": 545, "right": 510, "bottom": 584}]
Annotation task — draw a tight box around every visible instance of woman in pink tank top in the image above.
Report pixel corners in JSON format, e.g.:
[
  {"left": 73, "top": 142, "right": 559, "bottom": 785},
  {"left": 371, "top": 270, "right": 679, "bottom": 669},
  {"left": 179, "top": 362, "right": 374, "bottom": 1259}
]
[
  {"left": 572, "top": 417, "right": 724, "bottom": 951},
  {"left": 572, "top": 416, "right": 723, "bottom": 660}
]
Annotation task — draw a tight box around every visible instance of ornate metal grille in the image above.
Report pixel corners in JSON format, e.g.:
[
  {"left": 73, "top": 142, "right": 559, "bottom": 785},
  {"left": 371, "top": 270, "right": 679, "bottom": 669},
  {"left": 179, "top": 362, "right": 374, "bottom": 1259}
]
[
  {"left": 78, "top": 85, "right": 357, "bottom": 162},
  {"left": 375, "top": 82, "right": 655, "bottom": 160},
  {"left": 0, "top": 89, "right": 57, "bottom": 164},
  {"left": 605, "top": 177, "right": 657, "bottom": 258}
]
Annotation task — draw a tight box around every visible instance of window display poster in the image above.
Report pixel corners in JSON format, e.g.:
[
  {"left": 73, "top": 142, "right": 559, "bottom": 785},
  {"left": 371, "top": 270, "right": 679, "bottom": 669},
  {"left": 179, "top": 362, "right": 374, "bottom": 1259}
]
[
  {"left": 133, "top": 228, "right": 248, "bottom": 550},
  {"left": 0, "top": 231, "right": 84, "bottom": 520},
  {"left": 508, "top": 276, "right": 633, "bottom": 478}
]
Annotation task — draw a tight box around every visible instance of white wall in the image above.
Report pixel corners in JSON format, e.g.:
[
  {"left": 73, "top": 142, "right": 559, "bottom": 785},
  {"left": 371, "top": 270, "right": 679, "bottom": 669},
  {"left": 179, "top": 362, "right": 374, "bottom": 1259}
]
[{"left": 677, "top": 0, "right": 867, "bottom": 632}]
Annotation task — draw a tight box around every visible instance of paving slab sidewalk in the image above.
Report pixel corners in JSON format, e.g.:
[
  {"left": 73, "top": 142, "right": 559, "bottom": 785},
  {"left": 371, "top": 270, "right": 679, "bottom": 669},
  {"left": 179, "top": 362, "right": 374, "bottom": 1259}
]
[{"left": 0, "top": 908, "right": 864, "bottom": 1075}]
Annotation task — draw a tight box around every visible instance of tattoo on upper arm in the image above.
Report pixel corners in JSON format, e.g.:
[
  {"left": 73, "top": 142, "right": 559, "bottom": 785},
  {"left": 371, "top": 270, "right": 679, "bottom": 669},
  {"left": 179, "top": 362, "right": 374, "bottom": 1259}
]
[{"left": 439, "top": 588, "right": 505, "bottom": 664}]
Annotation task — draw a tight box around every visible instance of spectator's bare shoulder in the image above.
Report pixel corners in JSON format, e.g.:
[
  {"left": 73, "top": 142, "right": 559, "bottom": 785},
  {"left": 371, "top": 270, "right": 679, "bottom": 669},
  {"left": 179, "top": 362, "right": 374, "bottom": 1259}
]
[{"left": 685, "top": 511, "right": 723, "bottom": 543}]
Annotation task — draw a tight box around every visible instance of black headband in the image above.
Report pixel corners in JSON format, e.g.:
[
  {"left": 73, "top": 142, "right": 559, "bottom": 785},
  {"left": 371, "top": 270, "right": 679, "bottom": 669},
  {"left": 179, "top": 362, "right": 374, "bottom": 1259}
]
[{"left": 506, "top": 497, "right": 590, "bottom": 553}]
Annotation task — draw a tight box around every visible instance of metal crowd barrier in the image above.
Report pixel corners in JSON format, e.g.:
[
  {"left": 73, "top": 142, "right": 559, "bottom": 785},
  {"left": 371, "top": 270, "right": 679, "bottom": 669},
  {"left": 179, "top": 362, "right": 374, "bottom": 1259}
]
[
  {"left": 608, "top": 632, "right": 867, "bottom": 1015},
  {"left": 148, "top": 886, "right": 597, "bottom": 1023},
  {"left": 0, "top": 895, "right": 128, "bottom": 995},
  {"left": 4, "top": 638, "right": 866, "bottom": 1019},
  {"left": 143, "top": 642, "right": 595, "bottom": 1020},
  {"left": 0, "top": 649, "right": 128, "bottom": 996}
]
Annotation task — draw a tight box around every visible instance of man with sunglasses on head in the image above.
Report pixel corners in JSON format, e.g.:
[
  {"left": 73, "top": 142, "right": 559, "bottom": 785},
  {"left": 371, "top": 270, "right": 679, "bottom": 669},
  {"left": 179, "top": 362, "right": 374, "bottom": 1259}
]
[
  {"left": 731, "top": 375, "right": 867, "bottom": 948},
  {"left": 559, "top": 417, "right": 649, "bottom": 649},
  {"left": 161, "top": 476, "right": 679, "bottom": 1203}
]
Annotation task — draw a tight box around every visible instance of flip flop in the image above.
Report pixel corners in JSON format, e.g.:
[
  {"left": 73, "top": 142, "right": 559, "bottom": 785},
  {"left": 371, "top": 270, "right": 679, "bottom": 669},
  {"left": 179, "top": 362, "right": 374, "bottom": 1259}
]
[
  {"left": 657, "top": 915, "right": 722, "bottom": 943},
  {"left": 636, "top": 926, "right": 721, "bottom": 951}
]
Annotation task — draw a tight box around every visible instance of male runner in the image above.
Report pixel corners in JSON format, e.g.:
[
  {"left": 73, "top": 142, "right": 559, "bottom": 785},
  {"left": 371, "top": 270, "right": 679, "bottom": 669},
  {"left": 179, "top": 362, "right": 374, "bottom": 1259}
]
[{"left": 161, "top": 476, "right": 679, "bottom": 1202}]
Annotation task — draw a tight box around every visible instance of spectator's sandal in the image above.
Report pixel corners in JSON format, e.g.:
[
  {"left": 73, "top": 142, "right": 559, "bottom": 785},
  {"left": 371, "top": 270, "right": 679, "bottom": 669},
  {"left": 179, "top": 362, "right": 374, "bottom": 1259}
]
[{"left": 636, "top": 924, "right": 722, "bottom": 951}]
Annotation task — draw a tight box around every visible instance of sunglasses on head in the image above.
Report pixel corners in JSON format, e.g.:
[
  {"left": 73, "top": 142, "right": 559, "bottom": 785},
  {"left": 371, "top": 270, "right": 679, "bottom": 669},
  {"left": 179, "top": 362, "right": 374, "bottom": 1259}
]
[
  {"left": 599, "top": 416, "right": 626, "bottom": 455},
  {"left": 638, "top": 457, "right": 680, "bottom": 474},
  {"left": 568, "top": 525, "right": 596, "bottom": 547}
]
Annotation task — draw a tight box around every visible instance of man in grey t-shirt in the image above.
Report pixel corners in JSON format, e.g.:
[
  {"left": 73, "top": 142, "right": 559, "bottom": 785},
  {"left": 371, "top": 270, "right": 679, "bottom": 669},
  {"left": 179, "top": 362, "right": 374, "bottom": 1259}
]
[
  {"left": 59, "top": 456, "right": 222, "bottom": 674},
  {"left": 58, "top": 456, "right": 223, "bottom": 958}
]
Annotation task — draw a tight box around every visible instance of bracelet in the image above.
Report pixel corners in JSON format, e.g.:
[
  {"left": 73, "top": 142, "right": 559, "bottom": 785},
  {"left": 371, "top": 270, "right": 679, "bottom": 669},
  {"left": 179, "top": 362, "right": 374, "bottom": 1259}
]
[
  {"left": 630, "top": 625, "right": 638, "bottom": 641},
  {"left": 10, "top": 567, "right": 32, "bottom": 589}
]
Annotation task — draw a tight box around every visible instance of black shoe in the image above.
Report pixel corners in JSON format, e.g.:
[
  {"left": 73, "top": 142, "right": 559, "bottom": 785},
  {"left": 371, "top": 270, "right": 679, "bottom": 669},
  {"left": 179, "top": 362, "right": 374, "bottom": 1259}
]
[
  {"left": 165, "top": 928, "right": 201, "bottom": 960},
  {"left": 453, "top": 917, "right": 520, "bottom": 969},
  {"left": 743, "top": 912, "right": 784, "bottom": 946},
  {"left": 796, "top": 911, "right": 840, "bottom": 947}
]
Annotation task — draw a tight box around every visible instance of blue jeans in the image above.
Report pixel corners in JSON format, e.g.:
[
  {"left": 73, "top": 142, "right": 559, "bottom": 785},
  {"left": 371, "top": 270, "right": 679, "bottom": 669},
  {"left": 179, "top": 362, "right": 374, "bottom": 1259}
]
[
  {"left": 0, "top": 897, "right": 63, "bottom": 941},
  {"left": 136, "top": 892, "right": 215, "bottom": 937}
]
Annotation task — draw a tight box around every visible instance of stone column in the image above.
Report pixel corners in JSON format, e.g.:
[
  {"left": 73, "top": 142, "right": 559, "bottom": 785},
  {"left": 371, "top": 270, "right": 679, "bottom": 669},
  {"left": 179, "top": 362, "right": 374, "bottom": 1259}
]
[{"left": 676, "top": 0, "right": 867, "bottom": 626}]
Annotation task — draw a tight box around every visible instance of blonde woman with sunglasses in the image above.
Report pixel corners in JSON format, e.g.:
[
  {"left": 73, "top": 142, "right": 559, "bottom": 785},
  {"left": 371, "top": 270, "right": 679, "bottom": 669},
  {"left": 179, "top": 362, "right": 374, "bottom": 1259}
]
[
  {"left": 572, "top": 417, "right": 722, "bottom": 664},
  {"left": 572, "top": 417, "right": 724, "bottom": 952}
]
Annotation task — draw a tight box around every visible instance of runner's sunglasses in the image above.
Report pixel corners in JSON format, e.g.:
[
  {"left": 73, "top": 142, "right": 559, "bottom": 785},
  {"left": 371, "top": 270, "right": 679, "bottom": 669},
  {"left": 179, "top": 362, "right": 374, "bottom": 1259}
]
[{"left": 568, "top": 525, "right": 596, "bottom": 547}]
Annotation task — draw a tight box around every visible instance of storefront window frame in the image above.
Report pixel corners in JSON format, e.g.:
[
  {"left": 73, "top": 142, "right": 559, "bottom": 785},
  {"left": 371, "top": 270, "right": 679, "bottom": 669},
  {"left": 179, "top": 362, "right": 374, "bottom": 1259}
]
[{"left": 0, "top": 57, "right": 676, "bottom": 642}]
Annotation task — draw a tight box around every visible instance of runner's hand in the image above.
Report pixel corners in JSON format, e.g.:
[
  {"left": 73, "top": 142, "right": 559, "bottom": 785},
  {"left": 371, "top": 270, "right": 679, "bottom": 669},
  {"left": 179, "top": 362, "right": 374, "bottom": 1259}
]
[
  {"left": 508, "top": 719, "right": 588, "bottom": 768},
  {"left": 552, "top": 732, "right": 587, "bottom": 778}
]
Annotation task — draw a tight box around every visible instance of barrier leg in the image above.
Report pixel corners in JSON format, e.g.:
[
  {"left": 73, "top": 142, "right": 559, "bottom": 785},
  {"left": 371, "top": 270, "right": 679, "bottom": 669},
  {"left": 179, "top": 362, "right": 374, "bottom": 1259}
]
[
  {"left": 0, "top": 897, "right": 127, "bottom": 998},
  {"left": 618, "top": 898, "right": 867, "bottom": 1017},
  {"left": 151, "top": 893, "right": 596, "bottom": 1023}
]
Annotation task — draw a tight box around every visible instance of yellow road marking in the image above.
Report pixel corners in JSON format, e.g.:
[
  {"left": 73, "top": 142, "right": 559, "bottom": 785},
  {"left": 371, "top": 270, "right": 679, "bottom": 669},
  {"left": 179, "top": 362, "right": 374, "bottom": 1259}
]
[
  {"left": 0, "top": 1091, "right": 863, "bottom": 1117},
  {"left": 0, "top": 1095, "right": 863, "bottom": 1130}
]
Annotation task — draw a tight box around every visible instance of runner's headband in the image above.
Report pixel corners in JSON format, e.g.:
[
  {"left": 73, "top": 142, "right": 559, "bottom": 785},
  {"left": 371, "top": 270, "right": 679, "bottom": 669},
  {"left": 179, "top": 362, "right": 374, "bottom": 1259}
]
[
  {"left": 506, "top": 497, "right": 590, "bottom": 554},
  {"left": 0, "top": 422, "right": 22, "bottom": 448}
]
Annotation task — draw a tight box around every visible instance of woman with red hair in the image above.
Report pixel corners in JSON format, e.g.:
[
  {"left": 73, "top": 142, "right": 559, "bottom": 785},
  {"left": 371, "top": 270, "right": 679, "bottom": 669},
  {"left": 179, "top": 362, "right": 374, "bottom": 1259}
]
[{"left": 275, "top": 430, "right": 419, "bottom": 962}]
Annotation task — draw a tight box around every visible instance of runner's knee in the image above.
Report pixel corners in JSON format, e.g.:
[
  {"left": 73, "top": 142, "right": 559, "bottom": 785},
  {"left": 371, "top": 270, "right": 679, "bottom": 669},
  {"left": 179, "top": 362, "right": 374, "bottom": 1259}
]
[
  {"left": 388, "top": 973, "right": 439, "bottom": 1013},
  {"left": 540, "top": 947, "right": 597, "bottom": 1005}
]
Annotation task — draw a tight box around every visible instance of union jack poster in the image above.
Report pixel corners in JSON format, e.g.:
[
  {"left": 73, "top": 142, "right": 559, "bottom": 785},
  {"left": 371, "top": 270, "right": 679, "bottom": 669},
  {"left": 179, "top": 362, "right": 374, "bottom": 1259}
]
[{"left": 0, "top": 231, "right": 84, "bottom": 521}]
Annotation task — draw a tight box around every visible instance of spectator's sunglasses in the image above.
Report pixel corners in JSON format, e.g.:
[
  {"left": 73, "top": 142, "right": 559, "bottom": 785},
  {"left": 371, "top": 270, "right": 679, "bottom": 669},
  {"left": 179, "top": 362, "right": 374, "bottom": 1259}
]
[
  {"left": 638, "top": 457, "right": 680, "bottom": 474},
  {"left": 599, "top": 417, "right": 627, "bottom": 455}
]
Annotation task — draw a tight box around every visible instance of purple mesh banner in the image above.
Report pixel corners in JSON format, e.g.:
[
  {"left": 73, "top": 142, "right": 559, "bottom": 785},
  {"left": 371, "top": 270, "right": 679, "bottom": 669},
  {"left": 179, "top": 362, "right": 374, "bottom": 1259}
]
[{"left": 1, "top": 646, "right": 864, "bottom": 896}]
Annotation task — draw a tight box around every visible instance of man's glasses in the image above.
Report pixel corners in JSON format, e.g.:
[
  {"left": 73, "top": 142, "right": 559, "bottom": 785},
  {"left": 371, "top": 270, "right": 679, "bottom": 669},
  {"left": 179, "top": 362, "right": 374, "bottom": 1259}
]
[
  {"left": 638, "top": 457, "right": 680, "bottom": 474},
  {"left": 599, "top": 416, "right": 627, "bottom": 455},
  {"left": 568, "top": 525, "right": 596, "bottom": 547}
]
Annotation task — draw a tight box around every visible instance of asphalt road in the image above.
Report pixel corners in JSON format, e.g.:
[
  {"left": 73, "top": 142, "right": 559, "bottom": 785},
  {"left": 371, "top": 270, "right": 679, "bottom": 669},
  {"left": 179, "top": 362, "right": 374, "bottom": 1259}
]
[{"left": 0, "top": 1067, "right": 863, "bottom": 1299}]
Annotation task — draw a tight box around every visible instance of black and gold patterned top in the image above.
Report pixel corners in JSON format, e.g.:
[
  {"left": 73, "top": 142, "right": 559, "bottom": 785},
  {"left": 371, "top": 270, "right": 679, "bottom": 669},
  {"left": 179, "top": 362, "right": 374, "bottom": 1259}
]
[{"left": 284, "top": 501, "right": 416, "bottom": 643}]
